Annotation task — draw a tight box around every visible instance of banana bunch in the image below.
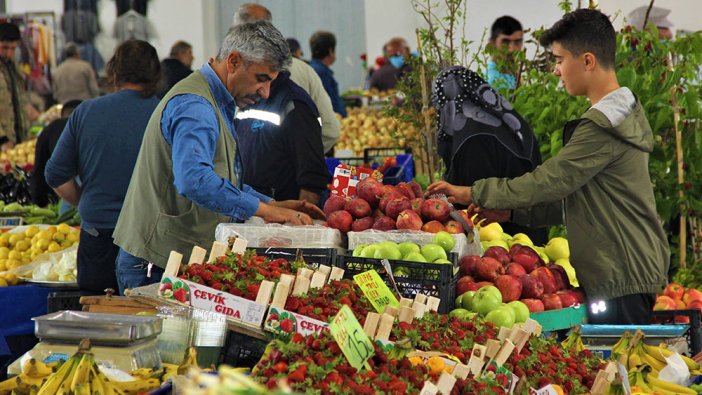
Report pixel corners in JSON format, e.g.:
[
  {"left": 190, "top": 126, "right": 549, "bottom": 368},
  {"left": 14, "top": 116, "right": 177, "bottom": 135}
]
[
  {"left": 0, "top": 358, "right": 58, "bottom": 394},
  {"left": 561, "top": 326, "right": 585, "bottom": 352},
  {"left": 177, "top": 347, "right": 200, "bottom": 375},
  {"left": 628, "top": 366, "right": 697, "bottom": 395},
  {"left": 128, "top": 363, "right": 179, "bottom": 384},
  {"left": 610, "top": 331, "right": 633, "bottom": 367}
]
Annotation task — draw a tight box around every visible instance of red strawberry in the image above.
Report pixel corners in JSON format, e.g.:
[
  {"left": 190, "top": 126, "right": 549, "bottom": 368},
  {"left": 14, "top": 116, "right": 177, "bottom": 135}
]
[
  {"left": 173, "top": 288, "right": 187, "bottom": 303},
  {"left": 288, "top": 365, "right": 306, "bottom": 382},
  {"left": 273, "top": 361, "right": 287, "bottom": 373},
  {"left": 291, "top": 333, "right": 304, "bottom": 344}
]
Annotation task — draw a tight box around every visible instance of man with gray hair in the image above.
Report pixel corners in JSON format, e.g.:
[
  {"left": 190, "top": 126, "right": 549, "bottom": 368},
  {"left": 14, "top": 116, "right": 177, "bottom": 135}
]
[
  {"left": 53, "top": 42, "right": 99, "bottom": 104},
  {"left": 113, "top": 21, "right": 324, "bottom": 293},
  {"left": 232, "top": 3, "right": 340, "bottom": 153}
]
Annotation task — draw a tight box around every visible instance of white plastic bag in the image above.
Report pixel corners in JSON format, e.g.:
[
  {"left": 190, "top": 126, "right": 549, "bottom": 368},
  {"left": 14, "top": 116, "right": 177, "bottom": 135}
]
[{"left": 658, "top": 352, "right": 690, "bottom": 386}]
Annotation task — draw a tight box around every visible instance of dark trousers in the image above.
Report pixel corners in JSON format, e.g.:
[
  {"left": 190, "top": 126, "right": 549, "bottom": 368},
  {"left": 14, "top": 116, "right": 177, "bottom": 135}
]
[
  {"left": 77, "top": 228, "right": 120, "bottom": 294},
  {"left": 586, "top": 293, "right": 656, "bottom": 325}
]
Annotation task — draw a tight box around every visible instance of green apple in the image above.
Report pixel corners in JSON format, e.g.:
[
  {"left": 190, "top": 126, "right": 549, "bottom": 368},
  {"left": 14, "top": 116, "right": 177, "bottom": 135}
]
[
  {"left": 472, "top": 287, "right": 502, "bottom": 315},
  {"left": 360, "top": 245, "right": 378, "bottom": 258},
  {"left": 394, "top": 266, "right": 410, "bottom": 277},
  {"left": 374, "top": 244, "right": 402, "bottom": 260},
  {"left": 479, "top": 285, "right": 502, "bottom": 302},
  {"left": 433, "top": 258, "right": 452, "bottom": 264},
  {"left": 433, "top": 231, "right": 456, "bottom": 253},
  {"left": 398, "top": 242, "right": 420, "bottom": 257},
  {"left": 449, "top": 308, "right": 475, "bottom": 320},
  {"left": 404, "top": 252, "right": 428, "bottom": 263},
  {"left": 507, "top": 301, "right": 530, "bottom": 323},
  {"left": 484, "top": 305, "right": 516, "bottom": 329},
  {"left": 380, "top": 241, "right": 399, "bottom": 249},
  {"left": 459, "top": 291, "right": 475, "bottom": 311},
  {"left": 352, "top": 244, "right": 367, "bottom": 257},
  {"left": 420, "top": 244, "right": 447, "bottom": 263}
]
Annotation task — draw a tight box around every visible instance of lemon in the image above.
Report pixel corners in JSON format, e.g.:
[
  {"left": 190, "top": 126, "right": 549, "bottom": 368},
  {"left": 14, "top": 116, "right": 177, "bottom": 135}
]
[
  {"left": 47, "top": 226, "right": 57, "bottom": 235},
  {"left": 52, "top": 232, "right": 65, "bottom": 242},
  {"left": 66, "top": 233, "right": 79, "bottom": 243},
  {"left": 14, "top": 240, "right": 30, "bottom": 252},
  {"left": 6, "top": 258, "right": 21, "bottom": 269},
  {"left": 21, "top": 257, "right": 30, "bottom": 264},
  {"left": 8, "top": 250, "right": 21, "bottom": 260},
  {"left": 60, "top": 240, "right": 72, "bottom": 249},
  {"left": 8, "top": 233, "right": 25, "bottom": 246},
  {"left": 0, "top": 233, "right": 10, "bottom": 247},
  {"left": 0, "top": 278, "right": 7, "bottom": 287},
  {"left": 47, "top": 242, "right": 61, "bottom": 253},
  {"left": 57, "top": 223, "right": 71, "bottom": 235},
  {"left": 4, "top": 273, "right": 17, "bottom": 285},
  {"left": 37, "top": 238, "right": 50, "bottom": 250},
  {"left": 0, "top": 262, "right": 6, "bottom": 271},
  {"left": 24, "top": 226, "right": 40, "bottom": 238},
  {"left": 0, "top": 247, "right": 9, "bottom": 259},
  {"left": 38, "top": 230, "right": 52, "bottom": 241}
]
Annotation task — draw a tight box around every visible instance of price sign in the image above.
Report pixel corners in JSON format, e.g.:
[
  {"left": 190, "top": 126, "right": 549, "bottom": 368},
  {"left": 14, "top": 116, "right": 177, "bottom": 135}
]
[
  {"left": 329, "top": 305, "right": 374, "bottom": 370},
  {"left": 354, "top": 270, "right": 400, "bottom": 313}
]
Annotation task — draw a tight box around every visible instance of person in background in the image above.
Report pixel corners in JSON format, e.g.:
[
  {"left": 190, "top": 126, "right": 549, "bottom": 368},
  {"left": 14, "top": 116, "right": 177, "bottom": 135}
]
[
  {"left": 232, "top": 4, "right": 340, "bottom": 154},
  {"left": 30, "top": 99, "right": 82, "bottom": 207},
  {"left": 158, "top": 40, "right": 194, "bottom": 98},
  {"left": 0, "top": 22, "right": 27, "bottom": 151},
  {"left": 112, "top": 21, "right": 325, "bottom": 295},
  {"left": 486, "top": 16, "right": 524, "bottom": 90},
  {"left": 627, "top": 6, "right": 673, "bottom": 40},
  {"left": 309, "top": 31, "right": 347, "bottom": 118},
  {"left": 428, "top": 9, "right": 669, "bottom": 325},
  {"left": 369, "top": 37, "right": 411, "bottom": 91},
  {"left": 45, "top": 40, "right": 162, "bottom": 294},
  {"left": 287, "top": 38, "right": 303, "bottom": 59},
  {"left": 52, "top": 43, "right": 100, "bottom": 104}
]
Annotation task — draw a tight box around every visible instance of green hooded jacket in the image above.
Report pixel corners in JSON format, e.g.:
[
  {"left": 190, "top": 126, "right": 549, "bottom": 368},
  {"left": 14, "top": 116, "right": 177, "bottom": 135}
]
[{"left": 472, "top": 88, "right": 669, "bottom": 301}]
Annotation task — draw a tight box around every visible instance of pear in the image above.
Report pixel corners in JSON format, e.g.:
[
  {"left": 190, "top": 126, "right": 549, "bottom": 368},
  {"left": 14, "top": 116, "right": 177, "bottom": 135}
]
[
  {"left": 509, "top": 233, "right": 533, "bottom": 247},
  {"left": 533, "top": 246, "right": 550, "bottom": 264},
  {"left": 555, "top": 258, "right": 579, "bottom": 287},
  {"left": 545, "top": 237, "right": 570, "bottom": 261},
  {"left": 500, "top": 232, "right": 513, "bottom": 243},
  {"left": 479, "top": 222, "right": 503, "bottom": 242},
  {"left": 485, "top": 239, "right": 509, "bottom": 251}
]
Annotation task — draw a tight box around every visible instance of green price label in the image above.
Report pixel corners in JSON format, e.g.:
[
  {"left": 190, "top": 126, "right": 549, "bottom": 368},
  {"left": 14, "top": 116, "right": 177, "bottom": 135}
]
[
  {"left": 354, "top": 270, "right": 400, "bottom": 313},
  {"left": 329, "top": 305, "right": 374, "bottom": 370}
]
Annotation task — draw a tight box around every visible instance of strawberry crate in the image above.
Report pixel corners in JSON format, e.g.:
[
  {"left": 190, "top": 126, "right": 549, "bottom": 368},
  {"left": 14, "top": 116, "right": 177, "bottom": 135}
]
[
  {"left": 334, "top": 253, "right": 458, "bottom": 314},
  {"left": 251, "top": 248, "right": 337, "bottom": 270}
]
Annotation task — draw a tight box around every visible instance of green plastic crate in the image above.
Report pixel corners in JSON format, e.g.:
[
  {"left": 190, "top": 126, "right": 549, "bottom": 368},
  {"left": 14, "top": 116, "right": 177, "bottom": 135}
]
[{"left": 530, "top": 305, "right": 588, "bottom": 331}]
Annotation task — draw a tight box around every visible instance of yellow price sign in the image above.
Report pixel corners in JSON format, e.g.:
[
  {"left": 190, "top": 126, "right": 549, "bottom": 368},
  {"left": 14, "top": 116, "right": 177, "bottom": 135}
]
[
  {"left": 354, "top": 270, "right": 400, "bottom": 313},
  {"left": 329, "top": 305, "right": 374, "bottom": 370}
]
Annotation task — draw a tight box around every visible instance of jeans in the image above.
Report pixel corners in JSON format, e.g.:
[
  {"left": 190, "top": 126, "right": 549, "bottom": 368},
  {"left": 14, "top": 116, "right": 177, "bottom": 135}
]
[
  {"left": 115, "top": 248, "right": 164, "bottom": 295},
  {"left": 77, "top": 228, "right": 120, "bottom": 294}
]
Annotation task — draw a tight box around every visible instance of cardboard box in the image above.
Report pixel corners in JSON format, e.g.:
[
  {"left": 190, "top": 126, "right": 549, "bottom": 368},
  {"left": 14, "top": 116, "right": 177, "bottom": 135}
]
[
  {"left": 330, "top": 164, "right": 382, "bottom": 198},
  {"left": 159, "top": 274, "right": 267, "bottom": 327},
  {"left": 264, "top": 306, "right": 329, "bottom": 337}
]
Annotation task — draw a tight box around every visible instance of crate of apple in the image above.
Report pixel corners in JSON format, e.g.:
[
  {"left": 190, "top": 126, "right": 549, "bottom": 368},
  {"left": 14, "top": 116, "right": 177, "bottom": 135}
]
[
  {"left": 653, "top": 283, "right": 702, "bottom": 323},
  {"left": 455, "top": 241, "right": 585, "bottom": 321}
]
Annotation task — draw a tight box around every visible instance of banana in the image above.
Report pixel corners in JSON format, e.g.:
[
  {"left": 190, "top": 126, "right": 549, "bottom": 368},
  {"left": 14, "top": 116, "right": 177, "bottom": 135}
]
[
  {"left": 0, "top": 376, "right": 18, "bottom": 393},
  {"left": 643, "top": 343, "right": 700, "bottom": 371},
  {"left": 177, "top": 347, "right": 199, "bottom": 375},
  {"left": 628, "top": 351, "right": 643, "bottom": 371},
  {"left": 21, "top": 359, "right": 54, "bottom": 379},
  {"left": 71, "top": 354, "right": 92, "bottom": 392},
  {"left": 641, "top": 351, "right": 666, "bottom": 373},
  {"left": 74, "top": 382, "right": 91, "bottom": 395},
  {"left": 647, "top": 373, "right": 697, "bottom": 395},
  {"left": 37, "top": 355, "right": 77, "bottom": 395},
  {"left": 112, "top": 378, "right": 161, "bottom": 394},
  {"left": 628, "top": 370, "right": 653, "bottom": 393},
  {"left": 57, "top": 355, "right": 81, "bottom": 394},
  {"left": 128, "top": 368, "right": 153, "bottom": 379},
  {"left": 16, "top": 373, "right": 47, "bottom": 393}
]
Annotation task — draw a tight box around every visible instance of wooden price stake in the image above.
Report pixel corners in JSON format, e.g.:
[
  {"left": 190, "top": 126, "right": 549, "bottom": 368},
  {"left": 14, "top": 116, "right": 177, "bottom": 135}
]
[
  {"left": 292, "top": 275, "right": 310, "bottom": 296},
  {"left": 494, "top": 339, "right": 516, "bottom": 366},
  {"left": 163, "top": 251, "right": 183, "bottom": 277},
  {"left": 522, "top": 318, "right": 542, "bottom": 336},
  {"left": 228, "top": 236, "right": 248, "bottom": 254},
  {"left": 188, "top": 246, "right": 207, "bottom": 265},
  {"left": 383, "top": 305, "right": 399, "bottom": 317},
  {"left": 318, "top": 264, "right": 331, "bottom": 278},
  {"left": 436, "top": 372, "right": 457, "bottom": 394},
  {"left": 310, "top": 271, "right": 327, "bottom": 289},
  {"left": 270, "top": 282, "right": 289, "bottom": 310},
  {"left": 467, "top": 344, "right": 487, "bottom": 376},
  {"left": 298, "top": 267, "right": 314, "bottom": 280},
  {"left": 279, "top": 274, "right": 295, "bottom": 290},
  {"left": 485, "top": 339, "right": 501, "bottom": 360},
  {"left": 363, "top": 312, "right": 381, "bottom": 338},
  {"left": 419, "top": 381, "right": 439, "bottom": 395},
  {"left": 508, "top": 328, "right": 531, "bottom": 353},
  {"left": 328, "top": 267, "right": 344, "bottom": 282},
  {"left": 414, "top": 293, "right": 428, "bottom": 305},
  {"left": 255, "top": 280, "right": 275, "bottom": 305},
  {"left": 497, "top": 327, "right": 511, "bottom": 341},
  {"left": 425, "top": 296, "right": 441, "bottom": 312},
  {"left": 400, "top": 297, "right": 414, "bottom": 307},
  {"left": 398, "top": 306, "right": 416, "bottom": 324},
  {"left": 375, "top": 313, "right": 395, "bottom": 341},
  {"left": 412, "top": 301, "right": 427, "bottom": 319},
  {"left": 208, "top": 241, "right": 229, "bottom": 263},
  {"left": 452, "top": 363, "right": 470, "bottom": 380}
]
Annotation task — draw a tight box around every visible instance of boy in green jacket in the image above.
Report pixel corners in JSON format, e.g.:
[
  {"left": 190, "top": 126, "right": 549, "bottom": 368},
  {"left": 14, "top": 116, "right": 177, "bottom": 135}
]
[{"left": 427, "top": 9, "right": 669, "bottom": 325}]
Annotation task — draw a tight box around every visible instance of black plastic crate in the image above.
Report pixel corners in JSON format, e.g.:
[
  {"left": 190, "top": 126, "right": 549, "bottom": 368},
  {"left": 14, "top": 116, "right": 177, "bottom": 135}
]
[
  {"left": 335, "top": 253, "right": 458, "bottom": 314},
  {"left": 251, "top": 248, "right": 337, "bottom": 270},
  {"left": 47, "top": 291, "right": 83, "bottom": 314},
  {"left": 651, "top": 308, "right": 702, "bottom": 355},
  {"left": 364, "top": 147, "right": 412, "bottom": 168},
  {"left": 219, "top": 331, "right": 269, "bottom": 369}
]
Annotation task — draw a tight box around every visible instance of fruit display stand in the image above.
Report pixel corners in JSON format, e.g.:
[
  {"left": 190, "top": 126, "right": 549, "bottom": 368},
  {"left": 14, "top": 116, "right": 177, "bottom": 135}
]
[
  {"left": 529, "top": 304, "right": 588, "bottom": 332},
  {"left": 651, "top": 308, "right": 702, "bottom": 355},
  {"left": 348, "top": 229, "right": 480, "bottom": 258},
  {"left": 214, "top": 222, "right": 343, "bottom": 251},
  {"left": 580, "top": 324, "right": 690, "bottom": 360}
]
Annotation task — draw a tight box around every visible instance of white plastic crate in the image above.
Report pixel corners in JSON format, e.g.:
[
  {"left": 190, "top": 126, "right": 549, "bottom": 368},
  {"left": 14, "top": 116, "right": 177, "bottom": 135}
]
[{"left": 215, "top": 221, "right": 343, "bottom": 249}]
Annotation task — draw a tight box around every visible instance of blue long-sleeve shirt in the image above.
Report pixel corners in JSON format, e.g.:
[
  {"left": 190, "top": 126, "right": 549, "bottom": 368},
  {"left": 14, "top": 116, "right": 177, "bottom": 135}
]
[
  {"left": 159, "top": 63, "right": 272, "bottom": 220},
  {"left": 310, "top": 59, "right": 346, "bottom": 117},
  {"left": 45, "top": 90, "right": 159, "bottom": 229}
]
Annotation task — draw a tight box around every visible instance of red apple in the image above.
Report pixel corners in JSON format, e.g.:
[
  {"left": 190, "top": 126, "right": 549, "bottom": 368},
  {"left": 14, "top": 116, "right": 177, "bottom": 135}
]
[
  {"left": 396, "top": 210, "right": 423, "bottom": 230},
  {"left": 509, "top": 244, "right": 523, "bottom": 258},
  {"left": 445, "top": 220, "right": 464, "bottom": 234},
  {"left": 395, "top": 182, "right": 415, "bottom": 199},
  {"left": 484, "top": 246, "right": 510, "bottom": 265},
  {"left": 411, "top": 198, "right": 424, "bottom": 214},
  {"left": 675, "top": 299, "right": 686, "bottom": 309},
  {"left": 542, "top": 294, "right": 563, "bottom": 311},
  {"left": 385, "top": 196, "right": 412, "bottom": 220},
  {"left": 572, "top": 288, "right": 586, "bottom": 304},
  {"left": 372, "top": 216, "right": 396, "bottom": 231},
  {"left": 456, "top": 276, "right": 477, "bottom": 295},
  {"left": 344, "top": 198, "right": 371, "bottom": 219},
  {"left": 687, "top": 299, "right": 702, "bottom": 312},
  {"left": 664, "top": 283, "right": 685, "bottom": 300},
  {"left": 323, "top": 195, "right": 347, "bottom": 216},
  {"left": 407, "top": 181, "right": 423, "bottom": 198},
  {"left": 511, "top": 246, "right": 543, "bottom": 273},
  {"left": 351, "top": 217, "right": 374, "bottom": 232},
  {"left": 475, "top": 257, "right": 505, "bottom": 282},
  {"left": 421, "top": 220, "right": 445, "bottom": 233},
  {"left": 531, "top": 267, "right": 558, "bottom": 295},
  {"left": 683, "top": 288, "right": 702, "bottom": 306},
  {"left": 459, "top": 255, "right": 481, "bottom": 276},
  {"left": 420, "top": 198, "right": 451, "bottom": 223},
  {"left": 379, "top": 192, "right": 401, "bottom": 213},
  {"left": 505, "top": 262, "right": 527, "bottom": 277},
  {"left": 495, "top": 275, "right": 522, "bottom": 302},
  {"left": 326, "top": 210, "right": 353, "bottom": 233},
  {"left": 520, "top": 274, "right": 544, "bottom": 299},
  {"left": 356, "top": 178, "right": 384, "bottom": 208},
  {"left": 548, "top": 265, "right": 569, "bottom": 291},
  {"left": 372, "top": 208, "right": 386, "bottom": 219},
  {"left": 521, "top": 298, "right": 545, "bottom": 313},
  {"left": 654, "top": 295, "right": 677, "bottom": 311},
  {"left": 556, "top": 290, "right": 579, "bottom": 307}
]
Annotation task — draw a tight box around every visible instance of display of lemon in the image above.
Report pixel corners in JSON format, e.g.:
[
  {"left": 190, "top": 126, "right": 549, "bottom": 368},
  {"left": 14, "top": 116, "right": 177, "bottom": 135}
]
[
  {"left": 8, "top": 233, "right": 25, "bottom": 246},
  {"left": 37, "top": 230, "right": 52, "bottom": 241},
  {"left": 24, "top": 225, "right": 40, "bottom": 238},
  {"left": 47, "top": 241, "right": 62, "bottom": 253},
  {"left": 6, "top": 258, "right": 21, "bottom": 270},
  {"left": 14, "top": 239, "right": 30, "bottom": 252},
  {"left": 57, "top": 223, "right": 71, "bottom": 234},
  {"left": 0, "top": 246, "right": 9, "bottom": 259},
  {"left": 0, "top": 233, "right": 10, "bottom": 247}
]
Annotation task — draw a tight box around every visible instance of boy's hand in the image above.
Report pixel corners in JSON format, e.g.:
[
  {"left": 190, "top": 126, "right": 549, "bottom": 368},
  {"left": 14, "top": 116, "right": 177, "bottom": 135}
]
[
  {"left": 468, "top": 204, "right": 511, "bottom": 224},
  {"left": 270, "top": 200, "right": 326, "bottom": 220},
  {"left": 425, "top": 181, "right": 472, "bottom": 205}
]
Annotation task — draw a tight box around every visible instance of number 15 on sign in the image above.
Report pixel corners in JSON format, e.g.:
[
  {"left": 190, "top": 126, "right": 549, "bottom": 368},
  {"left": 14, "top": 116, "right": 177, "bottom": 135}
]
[{"left": 329, "top": 305, "right": 374, "bottom": 370}]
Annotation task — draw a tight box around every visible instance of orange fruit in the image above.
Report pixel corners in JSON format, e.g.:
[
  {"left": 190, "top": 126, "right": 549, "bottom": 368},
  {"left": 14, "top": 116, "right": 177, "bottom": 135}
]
[
  {"left": 550, "top": 384, "right": 564, "bottom": 395},
  {"left": 426, "top": 356, "right": 446, "bottom": 375}
]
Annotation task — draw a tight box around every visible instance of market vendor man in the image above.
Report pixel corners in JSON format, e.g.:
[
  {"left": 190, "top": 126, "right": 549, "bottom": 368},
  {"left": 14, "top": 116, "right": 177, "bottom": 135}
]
[
  {"left": 113, "top": 21, "right": 324, "bottom": 295},
  {"left": 427, "top": 9, "right": 669, "bottom": 325}
]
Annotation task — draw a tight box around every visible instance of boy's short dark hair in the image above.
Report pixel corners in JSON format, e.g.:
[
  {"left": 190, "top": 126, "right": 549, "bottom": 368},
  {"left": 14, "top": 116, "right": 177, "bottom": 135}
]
[
  {"left": 106, "top": 40, "right": 162, "bottom": 98},
  {"left": 491, "top": 16, "right": 523, "bottom": 41},
  {"left": 286, "top": 38, "right": 301, "bottom": 53},
  {"left": 169, "top": 40, "right": 192, "bottom": 57},
  {"left": 0, "top": 22, "right": 21, "bottom": 42},
  {"left": 310, "top": 31, "right": 336, "bottom": 60},
  {"left": 540, "top": 8, "right": 616, "bottom": 69}
]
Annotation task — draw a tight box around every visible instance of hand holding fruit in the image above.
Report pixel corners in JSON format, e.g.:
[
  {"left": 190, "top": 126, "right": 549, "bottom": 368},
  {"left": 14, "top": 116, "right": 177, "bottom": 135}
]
[
  {"left": 467, "top": 204, "right": 511, "bottom": 225},
  {"left": 425, "top": 181, "right": 472, "bottom": 205},
  {"left": 269, "top": 199, "right": 326, "bottom": 220},
  {"left": 255, "top": 203, "right": 313, "bottom": 225}
]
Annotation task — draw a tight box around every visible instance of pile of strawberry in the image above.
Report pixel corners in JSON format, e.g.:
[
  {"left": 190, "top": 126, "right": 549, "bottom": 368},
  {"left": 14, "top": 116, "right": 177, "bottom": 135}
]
[
  {"left": 252, "top": 330, "right": 508, "bottom": 395},
  {"left": 178, "top": 250, "right": 299, "bottom": 300},
  {"left": 391, "top": 313, "right": 604, "bottom": 393},
  {"left": 283, "top": 279, "right": 374, "bottom": 322}
]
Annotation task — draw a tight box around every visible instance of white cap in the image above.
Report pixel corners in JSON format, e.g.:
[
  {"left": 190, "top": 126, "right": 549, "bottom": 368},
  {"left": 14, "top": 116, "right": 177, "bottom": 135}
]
[{"left": 627, "top": 6, "right": 673, "bottom": 31}]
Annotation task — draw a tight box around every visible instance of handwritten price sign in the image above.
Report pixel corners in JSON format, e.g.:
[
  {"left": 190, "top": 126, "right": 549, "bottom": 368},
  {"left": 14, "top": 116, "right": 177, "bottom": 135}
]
[
  {"left": 329, "top": 305, "right": 374, "bottom": 370},
  {"left": 353, "top": 270, "right": 400, "bottom": 313}
]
